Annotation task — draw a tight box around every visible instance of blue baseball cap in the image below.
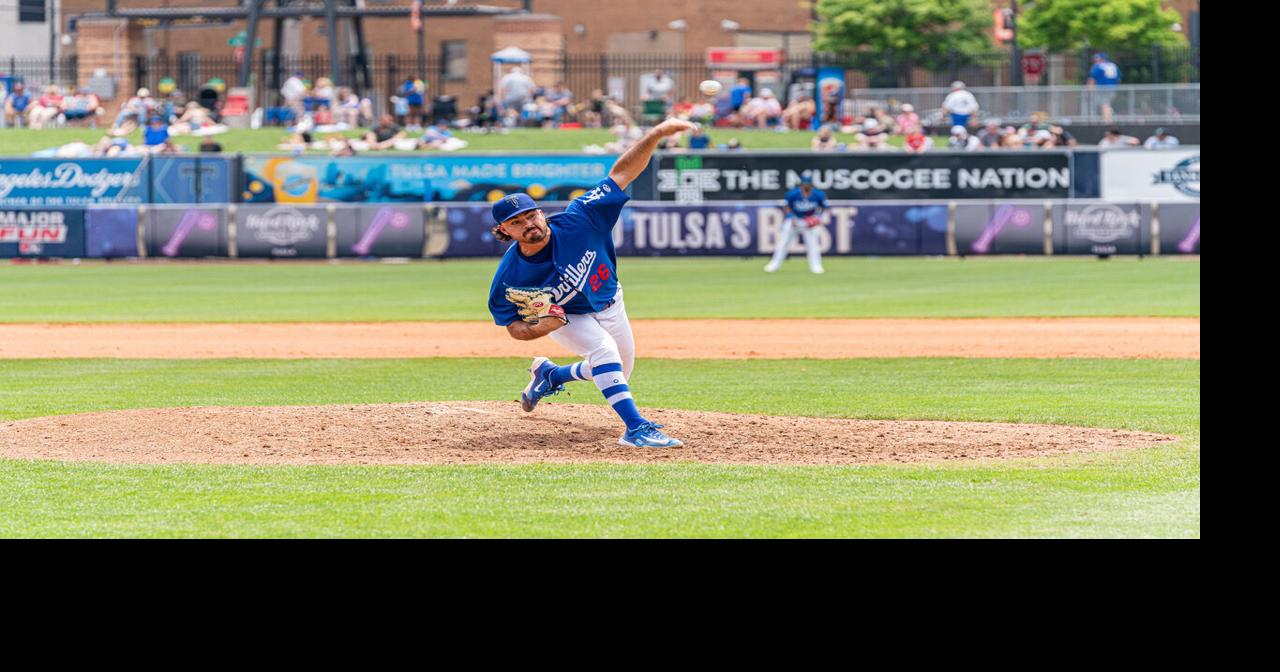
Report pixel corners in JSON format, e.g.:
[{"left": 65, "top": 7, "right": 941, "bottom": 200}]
[
  {"left": 491, "top": 193, "right": 539, "bottom": 224},
  {"left": 800, "top": 175, "right": 814, "bottom": 185}
]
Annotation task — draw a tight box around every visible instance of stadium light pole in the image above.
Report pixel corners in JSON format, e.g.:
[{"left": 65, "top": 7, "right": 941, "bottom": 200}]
[
  {"left": 48, "top": 1, "right": 56, "bottom": 84},
  {"left": 1010, "top": 0, "right": 1020, "bottom": 87}
]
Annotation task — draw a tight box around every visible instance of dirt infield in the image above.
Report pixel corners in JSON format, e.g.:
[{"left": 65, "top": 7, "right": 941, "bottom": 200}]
[
  {"left": 0, "top": 402, "right": 1173, "bottom": 466},
  {"left": 0, "top": 317, "right": 1199, "bottom": 359}
]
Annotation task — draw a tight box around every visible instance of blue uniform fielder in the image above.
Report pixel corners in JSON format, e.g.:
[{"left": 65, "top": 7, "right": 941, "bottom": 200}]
[
  {"left": 765, "top": 176, "right": 828, "bottom": 274},
  {"left": 486, "top": 117, "right": 698, "bottom": 449}
]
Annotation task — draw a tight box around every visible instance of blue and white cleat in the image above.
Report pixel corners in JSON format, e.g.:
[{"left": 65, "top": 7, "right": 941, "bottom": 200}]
[
  {"left": 520, "top": 356, "right": 564, "bottom": 413},
  {"left": 619, "top": 421, "right": 684, "bottom": 449}
]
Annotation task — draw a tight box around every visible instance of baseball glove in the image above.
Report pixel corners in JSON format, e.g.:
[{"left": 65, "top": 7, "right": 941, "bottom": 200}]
[
  {"left": 803, "top": 215, "right": 823, "bottom": 229},
  {"left": 505, "top": 286, "right": 568, "bottom": 325}
]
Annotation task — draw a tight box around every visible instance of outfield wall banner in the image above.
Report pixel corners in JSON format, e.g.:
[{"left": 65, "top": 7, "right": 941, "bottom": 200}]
[
  {"left": 1155, "top": 203, "right": 1200, "bottom": 254},
  {"left": 0, "top": 208, "right": 85, "bottom": 257},
  {"left": 1053, "top": 202, "right": 1146, "bottom": 256},
  {"left": 241, "top": 155, "right": 616, "bottom": 204},
  {"left": 85, "top": 208, "right": 139, "bottom": 257},
  {"left": 433, "top": 202, "right": 949, "bottom": 258},
  {"left": 953, "top": 203, "right": 1045, "bottom": 255},
  {"left": 236, "top": 205, "right": 328, "bottom": 258},
  {"left": 655, "top": 153, "right": 1071, "bottom": 202},
  {"left": 151, "top": 157, "right": 235, "bottom": 204},
  {"left": 335, "top": 205, "right": 425, "bottom": 257},
  {"left": 147, "top": 207, "right": 227, "bottom": 257},
  {"left": 1101, "top": 149, "right": 1199, "bottom": 201},
  {"left": 0, "top": 159, "right": 147, "bottom": 206}
]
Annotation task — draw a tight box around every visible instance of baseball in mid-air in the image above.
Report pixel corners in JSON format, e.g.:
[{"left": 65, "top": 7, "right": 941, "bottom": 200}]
[{"left": 699, "top": 80, "right": 723, "bottom": 96}]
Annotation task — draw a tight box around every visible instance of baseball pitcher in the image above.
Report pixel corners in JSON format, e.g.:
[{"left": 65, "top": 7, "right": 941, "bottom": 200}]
[
  {"left": 487, "top": 118, "right": 697, "bottom": 449},
  {"left": 764, "top": 175, "right": 829, "bottom": 274}
]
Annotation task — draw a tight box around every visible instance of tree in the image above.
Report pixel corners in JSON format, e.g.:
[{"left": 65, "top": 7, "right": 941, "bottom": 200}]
[
  {"left": 814, "top": 0, "right": 993, "bottom": 86},
  {"left": 1018, "top": 0, "right": 1187, "bottom": 52}
]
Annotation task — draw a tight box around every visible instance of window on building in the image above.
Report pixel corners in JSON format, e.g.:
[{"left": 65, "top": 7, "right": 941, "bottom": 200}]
[
  {"left": 442, "top": 41, "right": 467, "bottom": 81},
  {"left": 19, "top": 0, "right": 47, "bottom": 23}
]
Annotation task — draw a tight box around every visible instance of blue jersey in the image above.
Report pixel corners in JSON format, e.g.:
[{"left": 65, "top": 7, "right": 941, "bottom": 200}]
[
  {"left": 784, "top": 187, "right": 828, "bottom": 217},
  {"left": 1089, "top": 61, "right": 1120, "bottom": 87},
  {"left": 488, "top": 177, "right": 628, "bottom": 326}
]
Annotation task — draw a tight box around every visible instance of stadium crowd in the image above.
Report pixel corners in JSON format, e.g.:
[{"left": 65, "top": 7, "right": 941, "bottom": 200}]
[{"left": 3, "top": 52, "right": 1184, "bottom": 156}]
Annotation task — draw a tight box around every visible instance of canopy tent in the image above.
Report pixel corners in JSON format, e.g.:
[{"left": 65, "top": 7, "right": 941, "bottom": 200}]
[{"left": 490, "top": 46, "right": 532, "bottom": 64}]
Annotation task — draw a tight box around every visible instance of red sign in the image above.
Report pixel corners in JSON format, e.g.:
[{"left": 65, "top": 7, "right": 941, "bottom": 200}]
[
  {"left": 1022, "top": 54, "right": 1046, "bottom": 76},
  {"left": 706, "top": 48, "right": 785, "bottom": 70}
]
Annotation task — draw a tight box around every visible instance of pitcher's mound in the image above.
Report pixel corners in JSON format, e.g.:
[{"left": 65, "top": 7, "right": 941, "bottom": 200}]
[{"left": 0, "top": 402, "right": 1173, "bottom": 466}]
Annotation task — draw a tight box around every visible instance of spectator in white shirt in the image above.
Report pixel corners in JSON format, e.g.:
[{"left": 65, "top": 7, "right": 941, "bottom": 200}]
[
  {"left": 281, "top": 71, "right": 308, "bottom": 120},
  {"left": 498, "top": 66, "right": 536, "bottom": 114},
  {"left": 742, "top": 89, "right": 782, "bottom": 128},
  {"left": 1098, "top": 128, "right": 1140, "bottom": 148},
  {"left": 941, "top": 81, "right": 979, "bottom": 128},
  {"left": 1143, "top": 127, "right": 1180, "bottom": 149},
  {"left": 948, "top": 125, "right": 981, "bottom": 151}
]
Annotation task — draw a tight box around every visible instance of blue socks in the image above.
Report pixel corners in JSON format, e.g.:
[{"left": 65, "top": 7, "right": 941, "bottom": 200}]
[
  {"left": 546, "top": 361, "right": 587, "bottom": 387},
  {"left": 590, "top": 363, "right": 646, "bottom": 430},
  {"left": 542, "top": 360, "right": 646, "bottom": 430}
]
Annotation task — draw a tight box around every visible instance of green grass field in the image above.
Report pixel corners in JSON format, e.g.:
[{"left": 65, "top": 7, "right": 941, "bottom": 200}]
[
  {"left": 0, "top": 257, "right": 1200, "bottom": 538},
  {"left": 0, "top": 127, "right": 923, "bottom": 155},
  {"left": 0, "top": 257, "right": 1200, "bottom": 322}
]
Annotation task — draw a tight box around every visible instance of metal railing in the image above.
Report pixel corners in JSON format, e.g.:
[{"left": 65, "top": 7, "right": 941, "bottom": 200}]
[{"left": 850, "top": 84, "right": 1200, "bottom": 126}]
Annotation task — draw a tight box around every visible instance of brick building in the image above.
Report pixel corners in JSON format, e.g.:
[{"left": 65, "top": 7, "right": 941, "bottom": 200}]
[{"left": 6, "top": 1, "right": 1200, "bottom": 113}]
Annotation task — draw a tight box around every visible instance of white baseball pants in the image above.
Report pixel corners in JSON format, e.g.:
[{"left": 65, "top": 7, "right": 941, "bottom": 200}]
[
  {"left": 766, "top": 216, "right": 825, "bottom": 273},
  {"left": 549, "top": 289, "right": 636, "bottom": 379}
]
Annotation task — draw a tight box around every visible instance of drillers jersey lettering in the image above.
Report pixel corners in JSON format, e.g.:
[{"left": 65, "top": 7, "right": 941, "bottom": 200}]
[
  {"left": 784, "top": 187, "right": 828, "bottom": 216},
  {"left": 488, "top": 177, "right": 629, "bottom": 326}
]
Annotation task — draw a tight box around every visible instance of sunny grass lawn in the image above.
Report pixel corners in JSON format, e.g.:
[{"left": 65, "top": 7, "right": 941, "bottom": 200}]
[
  {"left": 0, "top": 127, "right": 919, "bottom": 155},
  {"left": 0, "top": 357, "right": 1200, "bottom": 538},
  {"left": 0, "top": 257, "right": 1200, "bottom": 322}
]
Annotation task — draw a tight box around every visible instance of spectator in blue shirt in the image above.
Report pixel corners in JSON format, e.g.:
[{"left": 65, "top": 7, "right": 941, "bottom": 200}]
[
  {"left": 1087, "top": 53, "right": 1121, "bottom": 123},
  {"left": 729, "top": 78, "right": 752, "bottom": 110},
  {"left": 143, "top": 116, "right": 169, "bottom": 149},
  {"left": 401, "top": 77, "right": 425, "bottom": 130},
  {"left": 687, "top": 126, "right": 710, "bottom": 149},
  {"left": 4, "top": 83, "right": 30, "bottom": 128}
]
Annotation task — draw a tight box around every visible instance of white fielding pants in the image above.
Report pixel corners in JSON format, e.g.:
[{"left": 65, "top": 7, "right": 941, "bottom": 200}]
[
  {"left": 767, "top": 216, "right": 824, "bottom": 273},
  {"left": 548, "top": 289, "right": 635, "bottom": 379}
]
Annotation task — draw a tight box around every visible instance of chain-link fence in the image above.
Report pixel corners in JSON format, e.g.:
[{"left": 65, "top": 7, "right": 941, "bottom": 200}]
[{"left": 850, "top": 83, "right": 1201, "bottom": 126}]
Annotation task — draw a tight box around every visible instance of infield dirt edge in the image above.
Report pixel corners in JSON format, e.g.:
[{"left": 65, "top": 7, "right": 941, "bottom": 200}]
[{"left": 0, "top": 401, "right": 1176, "bottom": 467}]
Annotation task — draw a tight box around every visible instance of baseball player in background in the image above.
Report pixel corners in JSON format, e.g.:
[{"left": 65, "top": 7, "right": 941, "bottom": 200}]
[
  {"left": 764, "top": 175, "right": 829, "bottom": 274},
  {"left": 487, "top": 117, "right": 698, "bottom": 449}
]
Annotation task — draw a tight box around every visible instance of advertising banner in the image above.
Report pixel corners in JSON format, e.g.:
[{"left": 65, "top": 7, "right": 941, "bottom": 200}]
[
  {"left": 335, "top": 205, "right": 425, "bottom": 257},
  {"left": 151, "top": 156, "right": 234, "bottom": 204},
  {"left": 436, "top": 202, "right": 948, "bottom": 258},
  {"left": 1053, "top": 202, "right": 1145, "bottom": 256},
  {"left": 0, "top": 208, "right": 86, "bottom": 258},
  {"left": 1100, "top": 149, "right": 1199, "bottom": 201},
  {"left": 0, "top": 158, "right": 147, "bottom": 206},
  {"left": 241, "top": 155, "right": 616, "bottom": 204},
  {"left": 656, "top": 152, "right": 1071, "bottom": 202},
  {"left": 147, "top": 207, "right": 227, "bottom": 257},
  {"left": 85, "top": 208, "right": 139, "bottom": 257},
  {"left": 952, "top": 203, "right": 1042, "bottom": 255},
  {"left": 814, "top": 67, "right": 846, "bottom": 130},
  {"left": 1156, "top": 203, "right": 1200, "bottom": 254},
  {"left": 236, "top": 205, "right": 329, "bottom": 258}
]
